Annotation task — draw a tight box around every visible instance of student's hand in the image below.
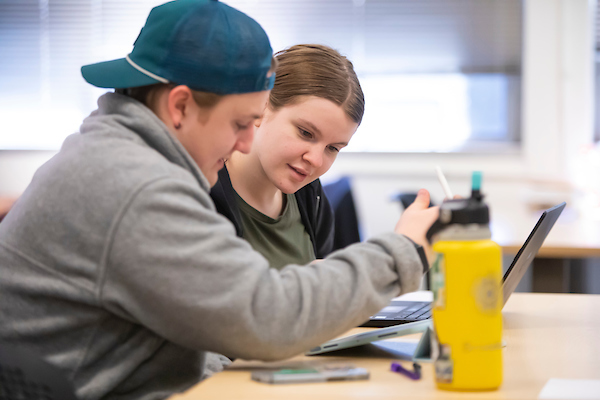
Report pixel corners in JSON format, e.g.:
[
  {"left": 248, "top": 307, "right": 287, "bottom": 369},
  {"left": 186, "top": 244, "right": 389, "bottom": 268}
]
[{"left": 394, "top": 189, "right": 439, "bottom": 252}]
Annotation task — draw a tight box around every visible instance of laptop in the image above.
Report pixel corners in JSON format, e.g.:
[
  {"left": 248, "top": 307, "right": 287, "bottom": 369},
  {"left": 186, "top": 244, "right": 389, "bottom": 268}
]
[
  {"left": 360, "top": 202, "right": 567, "bottom": 327},
  {"left": 306, "top": 202, "right": 566, "bottom": 356}
]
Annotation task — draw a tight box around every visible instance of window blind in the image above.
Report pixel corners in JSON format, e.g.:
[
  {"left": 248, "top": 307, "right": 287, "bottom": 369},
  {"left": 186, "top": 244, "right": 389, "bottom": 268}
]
[
  {"left": 228, "top": 0, "right": 522, "bottom": 74},
  {"left": 594, "top": 0, "right": 600, "bottom": 142},
  {"left": 0, "top": 0, "right": 522, "bottom": 150},
  {"left": 0, "top": 0, "right": 162, "bottom": 149}
]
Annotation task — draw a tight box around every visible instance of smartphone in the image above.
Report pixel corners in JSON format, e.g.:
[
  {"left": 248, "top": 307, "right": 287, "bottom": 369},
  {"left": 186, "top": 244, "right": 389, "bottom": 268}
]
[{"left": 251, "top": 365, "right": 369, "bottom": 384}]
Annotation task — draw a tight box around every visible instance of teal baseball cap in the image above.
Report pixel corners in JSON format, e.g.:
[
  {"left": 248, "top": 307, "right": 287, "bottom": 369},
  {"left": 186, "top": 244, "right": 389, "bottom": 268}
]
[{"left": 81, "top": 0, "right": 275, "bottom": 94}]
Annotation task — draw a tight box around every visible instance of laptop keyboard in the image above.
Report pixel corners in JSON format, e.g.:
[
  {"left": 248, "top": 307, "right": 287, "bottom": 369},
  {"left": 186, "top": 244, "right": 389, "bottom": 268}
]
[
  {"left": 391, "top": 303, "right": 432, "bottom": 321},
  {"left": 360, "top": 301, "right": 433, "bottom": 327},
  {"left": 370, "top": 302, "right": 432, "bottom": 321}
]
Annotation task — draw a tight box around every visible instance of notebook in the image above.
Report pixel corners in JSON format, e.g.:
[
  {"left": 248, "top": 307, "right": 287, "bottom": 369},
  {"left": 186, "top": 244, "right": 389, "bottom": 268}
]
[
  {"left": 360, "top": 202, "right": 566, "bottom": 327},
  {"left": 306, "top": 202, "right": 566, "bottom": 356}
]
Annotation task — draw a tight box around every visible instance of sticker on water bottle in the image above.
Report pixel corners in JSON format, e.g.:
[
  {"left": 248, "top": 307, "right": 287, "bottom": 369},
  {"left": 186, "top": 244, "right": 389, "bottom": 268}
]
[
  {"left": 431, "top": 330, "right": 453, "bottom": 383},
  {"left": 430, "top": 253, "right": 446, "bottom": 309},
  {"left": 473, "top": 274, "right": 501, "bottom": 313}
]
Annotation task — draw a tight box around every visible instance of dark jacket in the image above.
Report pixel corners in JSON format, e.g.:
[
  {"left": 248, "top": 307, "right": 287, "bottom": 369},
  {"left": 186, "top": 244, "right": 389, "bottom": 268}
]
[{"left": 210, "top": 166, "right": 335, "bottom": 259}]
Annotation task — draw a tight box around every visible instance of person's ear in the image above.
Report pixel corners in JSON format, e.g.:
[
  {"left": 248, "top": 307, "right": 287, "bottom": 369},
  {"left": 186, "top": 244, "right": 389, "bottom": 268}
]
[
  {"left": 167, "top": 85, "right": 194, "bottom": 130},
  {"left": 255, "top": 102, "right": 272, "bottom": 128}
]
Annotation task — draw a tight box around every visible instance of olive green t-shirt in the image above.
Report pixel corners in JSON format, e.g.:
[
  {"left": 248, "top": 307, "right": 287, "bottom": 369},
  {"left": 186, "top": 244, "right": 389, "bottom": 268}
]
[{"left": 235, "top": 192, "right": 315, "bottom": 270}]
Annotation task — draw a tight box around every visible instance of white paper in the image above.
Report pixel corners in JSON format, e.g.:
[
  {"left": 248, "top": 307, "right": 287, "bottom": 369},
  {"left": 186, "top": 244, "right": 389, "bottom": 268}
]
[{"left": 539, "top": 379, "right": 600, "bottom": 399}]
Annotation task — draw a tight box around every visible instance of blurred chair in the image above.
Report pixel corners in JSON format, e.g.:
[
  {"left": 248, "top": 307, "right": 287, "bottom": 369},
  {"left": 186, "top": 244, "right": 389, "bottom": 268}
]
[
  {"left": 391, "top": 192, "right": 434, "bottom": 210},
  {"left": 323, "top": 176, "right": 361, "bottom": 251},
  {"left": 0, "top": 341, "right": 79, "bottom": 400}
]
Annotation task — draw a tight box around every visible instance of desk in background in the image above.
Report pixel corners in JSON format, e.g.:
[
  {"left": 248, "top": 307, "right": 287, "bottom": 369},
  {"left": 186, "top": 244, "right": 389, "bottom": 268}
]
[
  {"left": 168, "top": 293, "right": 600, "bottom": 400},
  {"left": 492, "top": 206, "right": 600, "bottom": 293}
]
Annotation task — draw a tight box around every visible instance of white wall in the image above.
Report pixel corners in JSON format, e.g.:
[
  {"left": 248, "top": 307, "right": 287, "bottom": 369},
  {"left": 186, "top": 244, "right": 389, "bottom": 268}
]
[{"left": 0, "top": 151, "right": 56, "bottom": 197}]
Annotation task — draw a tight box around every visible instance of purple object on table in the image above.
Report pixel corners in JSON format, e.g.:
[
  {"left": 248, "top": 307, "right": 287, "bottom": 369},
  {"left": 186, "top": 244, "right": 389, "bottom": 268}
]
[{"left": 390, "top": 362, "right": 421, "bottom": 380}]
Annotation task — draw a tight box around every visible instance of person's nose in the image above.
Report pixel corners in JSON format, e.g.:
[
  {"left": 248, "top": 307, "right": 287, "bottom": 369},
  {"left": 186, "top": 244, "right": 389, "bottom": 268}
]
[
  {"left": 233, "top": 125, "right": 255, "bottom": 154},
  {"left": 302, "top": 145, "right": 323, "bottom": 169}
]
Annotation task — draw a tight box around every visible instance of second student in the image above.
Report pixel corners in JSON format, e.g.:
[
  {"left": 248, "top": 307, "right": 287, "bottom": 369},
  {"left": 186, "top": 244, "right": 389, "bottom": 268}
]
[{"left": 211, "top": 44, "right": 363, "bottom": 269}]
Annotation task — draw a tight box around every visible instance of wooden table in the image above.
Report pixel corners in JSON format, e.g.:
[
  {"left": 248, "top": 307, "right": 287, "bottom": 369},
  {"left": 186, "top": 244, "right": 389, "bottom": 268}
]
[{"left": 169, "top": 293, "right": 600, "bottom": 399}]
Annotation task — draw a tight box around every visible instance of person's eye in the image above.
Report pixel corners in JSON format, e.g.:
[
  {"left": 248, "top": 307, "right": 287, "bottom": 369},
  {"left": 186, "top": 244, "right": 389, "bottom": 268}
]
[
  {"left": 236, "top": 122, "right": 250, "bottom": 131},
  {"left": 327, "top": 145, "right": 340, "bottom": 153},
  {"left": 298, "top": 128, "right": 313, "bottom": 139}
]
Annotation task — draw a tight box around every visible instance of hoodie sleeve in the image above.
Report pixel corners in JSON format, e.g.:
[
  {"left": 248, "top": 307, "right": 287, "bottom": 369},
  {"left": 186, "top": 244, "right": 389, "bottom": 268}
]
[{"left": 100, "top": 176, "right": 423, "bottom": 361}]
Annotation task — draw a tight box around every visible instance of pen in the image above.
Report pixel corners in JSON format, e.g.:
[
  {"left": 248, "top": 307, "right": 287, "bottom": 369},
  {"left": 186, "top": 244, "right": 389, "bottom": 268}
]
[
  {"left": 435, "top": 165, "right": 453, "bottom": 199},
  {"left": 390, "top": 362, "right": 421, "bottom": 380}
]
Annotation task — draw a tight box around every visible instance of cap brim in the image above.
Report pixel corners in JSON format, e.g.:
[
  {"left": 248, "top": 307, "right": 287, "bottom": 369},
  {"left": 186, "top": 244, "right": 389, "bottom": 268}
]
[{"left": 81, "top": 58, "right": 161, "bottom": 89}]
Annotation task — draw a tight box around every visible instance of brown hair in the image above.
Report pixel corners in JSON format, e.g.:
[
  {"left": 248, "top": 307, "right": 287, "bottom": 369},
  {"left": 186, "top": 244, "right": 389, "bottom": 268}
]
[
  {"left": 269, "top": 44, "right": 364, "bottom": 125},
  {"left": 116, "top": 57, "right": 279, "bottom": 112},
  {"left": 115, "top": 84, "right": 223, "bottom": 112}
]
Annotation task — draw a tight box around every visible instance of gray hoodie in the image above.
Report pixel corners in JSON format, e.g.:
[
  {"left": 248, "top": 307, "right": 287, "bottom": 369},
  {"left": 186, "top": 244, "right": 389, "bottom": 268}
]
[{"left": 0, "top": 93, "right": 423, "bottom": 400}]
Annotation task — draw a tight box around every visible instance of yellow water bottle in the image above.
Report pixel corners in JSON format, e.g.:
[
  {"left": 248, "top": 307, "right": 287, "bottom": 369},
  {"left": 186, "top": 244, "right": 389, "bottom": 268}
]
[{"left": 426, "top": 171, "right": 503, "bottom": 390}]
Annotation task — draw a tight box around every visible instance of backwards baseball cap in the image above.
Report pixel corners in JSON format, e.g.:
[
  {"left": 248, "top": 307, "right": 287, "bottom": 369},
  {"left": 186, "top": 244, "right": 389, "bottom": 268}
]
[{"left": 81, "top": 0, "right": 275, "bottom": 94}]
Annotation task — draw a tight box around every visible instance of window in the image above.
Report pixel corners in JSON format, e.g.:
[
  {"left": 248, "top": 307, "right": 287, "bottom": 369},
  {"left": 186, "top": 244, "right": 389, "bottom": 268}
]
[
  {"left": 595, "top": 0, "right": 600, "bottom": 142},
  {"left": 229, "top": 0, "right": 522, "bottom": 152},
  {"left": 0, "top": 0, "right": 163, "bottom": 150},
  {"left": 0, "top": 0, "right": 522, "bottom": 151}
]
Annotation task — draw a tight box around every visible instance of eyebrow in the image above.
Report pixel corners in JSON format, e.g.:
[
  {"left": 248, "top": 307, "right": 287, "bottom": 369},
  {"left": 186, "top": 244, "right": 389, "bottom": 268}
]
[
  {"left": 238, "top": 112, "right": 262, "bottom": 121},
  {"left": 298, "top": 118, "right": 349, "bottom": 146},
  {"left": 298, "top": 118, "right": 321, "bottom": 136}
]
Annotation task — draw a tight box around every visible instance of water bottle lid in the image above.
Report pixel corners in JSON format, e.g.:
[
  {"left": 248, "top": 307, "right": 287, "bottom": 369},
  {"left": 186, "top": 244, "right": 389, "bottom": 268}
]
[
  {"left": 438, "top": 197, "right": 490, "bottom": 225},
  {"left": 426, "top": 171, "right": 490, "bottom": 242}
]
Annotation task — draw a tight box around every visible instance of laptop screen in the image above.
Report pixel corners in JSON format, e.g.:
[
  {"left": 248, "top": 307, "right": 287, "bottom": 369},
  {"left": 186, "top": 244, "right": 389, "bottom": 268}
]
[{"left": 501, "top": 202, "right": 566, "bottom": 305}]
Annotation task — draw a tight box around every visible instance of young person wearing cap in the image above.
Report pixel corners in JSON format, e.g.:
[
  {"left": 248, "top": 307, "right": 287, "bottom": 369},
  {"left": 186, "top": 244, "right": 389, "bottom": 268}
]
[
  {"left": 0, "top": 1, "right": 437, "bottom": 400},
  {"left": 210, "top": 44, "right": 360, "bottom": 269}
]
